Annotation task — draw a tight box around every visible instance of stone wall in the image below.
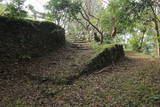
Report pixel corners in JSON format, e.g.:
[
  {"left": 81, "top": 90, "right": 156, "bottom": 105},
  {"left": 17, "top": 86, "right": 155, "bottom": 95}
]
[
  {"left": 80, "top": 44, "right": 125, "bottom": 75},
  {"left": 0, "top": 16, "right": 65, "bottom": 62}
]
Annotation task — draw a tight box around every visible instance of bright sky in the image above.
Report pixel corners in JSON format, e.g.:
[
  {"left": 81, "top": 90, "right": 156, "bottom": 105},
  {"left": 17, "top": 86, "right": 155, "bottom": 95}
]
[
  {"left": 25, "top": 0, "right": 49, "bottom": 12},
  {"left": 1, "top": 0, "right": 49, "bottom": 12},
  {"left": 1, "top": 0, "right": 109, "bottom": 12}
]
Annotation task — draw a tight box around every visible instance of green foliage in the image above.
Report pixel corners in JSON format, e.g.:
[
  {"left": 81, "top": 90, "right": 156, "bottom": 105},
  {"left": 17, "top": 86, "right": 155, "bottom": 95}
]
[
  {"left": 27, "top": 4, "right": 36, "bottom": 15},
  {"left": 45, "top": 88, "right": 60, "bottom": 96},
  {"left": 128, "top": 34, "right": 142, "bottom": 52},
  {"left": 103, "top": 34, "right": 115, "bottom": 44},
  {"left": 98, "top": 0, "right": 159, "bottom": 55},
  {"left": 128, "top": 30, "right": 156, "bottom": 55},
  {"left": 44, "top": 0, "right": 81, "bottom": 22},
  {"left": 0, "top": 4, "right": 6, "bottom": 15},
  {"left": 1, "top": 0, "right": 27, "bottom": 18},
  {"left": 12, "top": 0, "right": 25, "bottom": 8},
  {"left": 99, "top": 0, "right": 137, "bottom": 35},
  {"left": 90, "top": 42, "right": 114, "bottom": 54},
  {"left": 3, "top": 3, "right": 27, "bottom": 18},
  {"left": 7, "top": 98, "right": 25, "bottom": 107},
  {"left": 99, "top": 9, "right": 112, "bottom": 33},
  {"left": 19, "top": 55, "right": 31, "bottom": 61}
]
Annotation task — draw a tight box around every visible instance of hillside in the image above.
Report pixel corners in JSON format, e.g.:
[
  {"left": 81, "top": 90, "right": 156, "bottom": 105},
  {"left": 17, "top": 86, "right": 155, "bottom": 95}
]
[
  {"left": 0, "top": 39, "right": 160, "bottom": 106},
  {"left": 1, "top": 0, "right": 160, "bottom": 106}
]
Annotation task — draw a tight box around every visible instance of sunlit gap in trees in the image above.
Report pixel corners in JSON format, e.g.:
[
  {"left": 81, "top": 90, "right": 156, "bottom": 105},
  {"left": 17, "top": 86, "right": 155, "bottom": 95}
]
[{"left": 0, "top": 0, "right": 49, "bottom": 20}]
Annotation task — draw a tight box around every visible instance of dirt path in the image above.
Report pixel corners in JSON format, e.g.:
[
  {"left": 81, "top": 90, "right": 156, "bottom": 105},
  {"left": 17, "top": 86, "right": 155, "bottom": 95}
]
[
  {"left": 51, "top": 52, "right": 160, "bottom": 106},
  {"left": 0, "top": 41, "right": 160, "bottom": 106},
  {"left": 0, "top": 40, "right": 96, "bottom": 106},
  {"left": 48, "top": 52, "right": 160, "bottom": 107}
]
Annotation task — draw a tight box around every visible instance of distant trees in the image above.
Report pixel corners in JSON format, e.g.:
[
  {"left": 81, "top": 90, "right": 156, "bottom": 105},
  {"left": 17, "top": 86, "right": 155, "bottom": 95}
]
[
  {"left": 128, "top": 0, "right": 160, "bottom": 56},
  {"left": 0, "top": 0, "right": 159, "bottom": 56},
  {"left": 0, "top": 0, "right": 27, "bottom": 18},
  {"left": 99, "top": 0, "right": 160, "bottom": 56},
  {"left": 45, "top": 0, "right": 105, "bottom": 43},
  {"left": 0, "top": 4, "right": 6, "bottom": 15},
  {"left": 44, "top": 0, "right": 81, "bottom": 25},
  {"left": 27, "top": 4, "right": 37, "bottom": 19},
  {"left": 44, "top": 0, "right": 160, "bottom": 55}
]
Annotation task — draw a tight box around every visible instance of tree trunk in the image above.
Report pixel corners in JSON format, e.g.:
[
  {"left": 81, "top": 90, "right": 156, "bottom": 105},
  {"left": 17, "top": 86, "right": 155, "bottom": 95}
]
[
  {"left": 80, "top": 10, "right": 104, "bottom": 44},
  {"left": 150, "top": 3, "right": 160, "bottom": 57},
  {"left": 111, "top": 26, "right": 117, "bottom": 38},
  {"left": 157, "top": 40, "right": 160, "bottom": 57},
  {"left": 154, "top": 19, "right": 160, "bottom": 57},
  {"left": 100, "top": 32, "right": 104, "bottom": 44},
  {"left": 138, "top": 29, "right": 146, "bottom": 51}
]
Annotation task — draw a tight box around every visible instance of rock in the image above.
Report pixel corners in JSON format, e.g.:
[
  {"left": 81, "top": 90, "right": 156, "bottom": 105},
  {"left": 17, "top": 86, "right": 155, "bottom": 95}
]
[
  {"left": 81, "top": 44, "right": 125, "bottom": 75},
  {"left": 0, "top": 16, "right": 65, "bottom": 63}
]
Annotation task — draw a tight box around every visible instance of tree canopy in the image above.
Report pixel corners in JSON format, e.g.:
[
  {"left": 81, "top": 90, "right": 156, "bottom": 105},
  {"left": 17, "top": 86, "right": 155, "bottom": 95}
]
[
  {"left": 0, "top": 0, "right": 160, "bottom": 56},
  {"left": 0, "top": 0, "right": 27, "bottom": 18}
]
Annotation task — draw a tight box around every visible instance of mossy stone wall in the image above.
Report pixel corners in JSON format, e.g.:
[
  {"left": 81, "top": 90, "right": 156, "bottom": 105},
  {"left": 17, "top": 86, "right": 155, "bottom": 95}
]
[
  {"left": 0, "top": 16, "right": 65, "bottom": 62},
  {"left": 81, "top": 45, "right": 125, "bottom": 74}
]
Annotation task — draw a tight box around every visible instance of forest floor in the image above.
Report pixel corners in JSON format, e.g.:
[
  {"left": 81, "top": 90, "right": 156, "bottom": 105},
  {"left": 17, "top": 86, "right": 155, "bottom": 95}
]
[{"left": 0, "top": 38, "right": 160, "bottom": 107}]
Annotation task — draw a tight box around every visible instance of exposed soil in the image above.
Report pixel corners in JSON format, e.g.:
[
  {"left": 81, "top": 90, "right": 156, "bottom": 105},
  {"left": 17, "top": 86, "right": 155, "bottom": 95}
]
[{"left": 0, "top": 40, "right": 160, "bottom": 106}]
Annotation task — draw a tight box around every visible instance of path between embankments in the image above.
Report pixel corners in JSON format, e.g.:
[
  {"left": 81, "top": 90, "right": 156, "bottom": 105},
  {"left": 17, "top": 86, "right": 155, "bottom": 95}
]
[{"left": 0, "top": 40, "right": 160, "bottom": 106}]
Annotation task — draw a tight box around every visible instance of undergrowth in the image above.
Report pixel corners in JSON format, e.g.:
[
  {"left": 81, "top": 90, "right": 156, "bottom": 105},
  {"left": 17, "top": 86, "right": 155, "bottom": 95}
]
[{"left": 90, "top": 42, "right": 114, "bottom": 54}]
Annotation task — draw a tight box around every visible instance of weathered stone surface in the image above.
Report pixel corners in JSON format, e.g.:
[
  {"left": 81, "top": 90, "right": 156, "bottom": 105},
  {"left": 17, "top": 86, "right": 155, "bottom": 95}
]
[
  {"left": 0, "top": 16, "right": 65, "bottom": 62},
  {"left": 81, "top": 44, "right": 125, "bottom": 75}
]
